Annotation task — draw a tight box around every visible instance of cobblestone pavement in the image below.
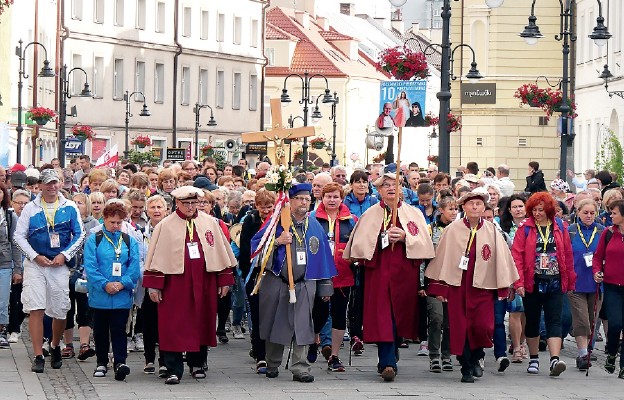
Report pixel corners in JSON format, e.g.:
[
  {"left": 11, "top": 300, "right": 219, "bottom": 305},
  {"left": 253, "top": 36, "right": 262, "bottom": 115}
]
[{"left": 4, "top": 321, "right": 623, "bottom": 400}]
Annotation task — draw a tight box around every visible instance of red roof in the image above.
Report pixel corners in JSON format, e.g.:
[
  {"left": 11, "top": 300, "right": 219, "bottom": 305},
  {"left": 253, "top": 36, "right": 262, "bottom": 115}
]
[
  {"left": 266, "top": 23, "right": 299, "bottom": 41},
  {"left": 319, "top": 30, "right": 353, "bottom": 41}
]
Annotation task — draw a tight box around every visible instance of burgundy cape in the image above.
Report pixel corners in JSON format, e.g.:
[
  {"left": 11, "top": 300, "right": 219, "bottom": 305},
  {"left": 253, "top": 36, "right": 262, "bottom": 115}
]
[
  {"left": 428, "top": 220, "right": 507, "bottom": 355},
  {"left": 143, "top": 212, "right": 234, "bottom": 352},
  {"left": 362, "top": 217, "right": 421, "bottom": 343}
]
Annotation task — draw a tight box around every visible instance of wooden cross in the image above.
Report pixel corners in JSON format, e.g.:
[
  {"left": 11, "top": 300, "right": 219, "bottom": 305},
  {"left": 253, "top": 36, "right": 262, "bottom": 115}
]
[{"left": 242, "top": 98, "right": 316, "bottom": 165}]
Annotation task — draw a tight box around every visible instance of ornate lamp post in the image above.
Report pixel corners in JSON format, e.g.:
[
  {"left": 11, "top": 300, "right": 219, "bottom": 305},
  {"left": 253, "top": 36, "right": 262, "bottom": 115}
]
[
  {"left": 193, "top": 103, "right": 217, "bottom": 160},
  {"left": 58, "top": 65, "right": 92, "bottom": 167},
  {"left": 123, "top": 91, "right": 150, "bottom": 158}
]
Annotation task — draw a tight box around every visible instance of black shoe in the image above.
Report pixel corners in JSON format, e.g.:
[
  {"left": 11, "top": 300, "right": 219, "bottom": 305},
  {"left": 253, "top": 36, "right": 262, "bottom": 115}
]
[
  {"left": 114, "top": 363, "right": 130, "bottom": 381},
  {"left": 472, "top": 363, "right": 483, "bottom": 378},
  {"left": 497, "top": 356, "right": 510, "bottom": 373},
  {"left": 165, "top": 375, "right": 180, "bottom": 385},
  {"left": 266, "top": 367, "right": 279, "bottom": 378},
  {"left": 576, "top": 355, "right": 590, "bottom": 371},
  {"left": 50, "top": 344, "right": 62, "bottom": 369},
  {"left": 217, "top": 330, "right": 229, "bottom": 344},
  {"left": 158, "top": 366, "right": 168, "bottom": 378},
  {"left": 31, "top": 355, "right": 45, "bottom": 373},
  {"left": 461, "top": 373, "right": 475, "bottom": 383},
  {"left": 307, "top": 343, "right": 318, "bottom": 363},
  {"left": 292, "top": 373, "right": 315, "bottom": 383},
  {"left": 605, "top": 354, "right": 617, "bottom": 374}
]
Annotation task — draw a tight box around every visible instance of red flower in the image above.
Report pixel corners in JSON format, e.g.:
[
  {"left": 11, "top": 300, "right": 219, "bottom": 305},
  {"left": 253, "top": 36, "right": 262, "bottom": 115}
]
[
  {"left": 71, "top": 124, "right": 96, "bottom": 141},
  {"left": 514, "top": 83, "right": 577, "bottom": 122},
  {"left": 377, "top": 46, "right": 429, "bottom": 80}
]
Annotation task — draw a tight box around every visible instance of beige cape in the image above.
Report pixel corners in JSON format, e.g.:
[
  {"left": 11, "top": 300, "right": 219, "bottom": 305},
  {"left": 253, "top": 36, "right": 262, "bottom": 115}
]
[
  {"left": 145, "top": 212, "right": 237, "bottom": 274},
  {"left": 424, "top": 219, "right": 519, "bottom": 289},
  {"left": 343, "top": 203, "right": 435, "bottom": 261}
]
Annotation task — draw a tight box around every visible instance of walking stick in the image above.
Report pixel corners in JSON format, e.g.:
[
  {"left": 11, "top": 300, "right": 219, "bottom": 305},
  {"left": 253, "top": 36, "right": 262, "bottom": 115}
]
[
  {"left": 586, "top": 282, "right": 601, "bottom": 377},
  {"left": 391, "top": 127, "right": 403, "bottom": 250},
  {"left": 285, "top": 337, "right": 294, "bottom": 370},
  {"left": 280, "top": 201, "right": 296, "bottom": 303}
]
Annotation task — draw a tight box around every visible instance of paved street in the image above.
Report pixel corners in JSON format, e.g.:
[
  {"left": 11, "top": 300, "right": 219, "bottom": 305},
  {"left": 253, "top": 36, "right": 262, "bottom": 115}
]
[{"left": 1, "top": 321, "right": 622, "bottom": 400}]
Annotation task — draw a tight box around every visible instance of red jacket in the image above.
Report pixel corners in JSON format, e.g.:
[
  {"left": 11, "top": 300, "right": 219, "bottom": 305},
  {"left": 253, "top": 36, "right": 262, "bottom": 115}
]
[
  {"left": 511, "top": 217, "right": 576, "bottom": 293},
  {"left": 311, "top": 203, "right": 356, "bottom": 288},
  {"left": 592, "top": 226, "right": 624, "bottom": 286}
]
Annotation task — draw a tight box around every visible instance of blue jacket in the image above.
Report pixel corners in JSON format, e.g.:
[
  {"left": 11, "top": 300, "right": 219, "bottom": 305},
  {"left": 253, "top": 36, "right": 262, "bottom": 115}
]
[
  {"left": 83, "top": 228, "right": 140, "bottom": 309},
  {"left": 569, "top": 222, "right": 605, "bottom": 293},
  {"left": 343, "top": 192, "right": 378, "bottom": 218}
]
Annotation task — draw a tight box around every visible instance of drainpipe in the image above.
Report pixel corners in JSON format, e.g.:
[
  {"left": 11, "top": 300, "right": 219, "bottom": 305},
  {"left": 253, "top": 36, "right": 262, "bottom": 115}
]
[
  {"left": 31, "top": 0, "right": 40, "bottom": 165},
  {"left": 172, "top": 0, "right": 183, "bottom": 146},
  {"left": 57, "top": 0, "right": 70, "bottom": 165},
  {"left": 260, "top": 0, "right": 270, "bottom": 133}
]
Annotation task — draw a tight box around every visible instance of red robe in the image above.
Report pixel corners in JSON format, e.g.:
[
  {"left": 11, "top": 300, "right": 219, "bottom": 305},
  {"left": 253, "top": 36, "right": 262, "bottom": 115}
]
[
  {"left": 143, "top": 212, "right": 234, "bottom": 352},
  {"left": 363, "top": 217, "right": 421, "bottom": 343},
  {"left": 428, "top": 220, "right": 506, "bottom": 355}
]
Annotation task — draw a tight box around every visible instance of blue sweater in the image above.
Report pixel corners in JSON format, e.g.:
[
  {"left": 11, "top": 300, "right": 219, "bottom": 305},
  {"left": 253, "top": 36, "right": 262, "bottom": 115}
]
[
  {"left": 83, "top": 228, "right": 140, "bottom": 309},
  {"left": 569, "top": 222, "right": 605, "bottom": 293}
]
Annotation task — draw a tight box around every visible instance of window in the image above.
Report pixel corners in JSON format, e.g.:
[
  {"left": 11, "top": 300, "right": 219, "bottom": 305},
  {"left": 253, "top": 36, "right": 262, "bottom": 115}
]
[
  {"left": 216, "top": 70, "right": 225, "bottom": 108},
  {"left": 217, "top": 13, "right": 225, "bottom": 42},
  {"left": 233, "top": 16, "right": 242, "bottom": 45},
  {"left": 181, "top": 67, "right": 190, "bottom": 105},
  {"left": 263, "top": 95, "right": 271, "bottom": 127},
  {"left": 93, "top": 57, "right": 104, "bottom": 98},
  {"left": 265, "top": 48, "right": 275, "bottom": 66},
  {"left": 72, "top": 54, "right": 83, "bottom": 96},
  {"left": 156, "top": 1, "right": 165, "bottom": 33},
  {"left": 249, "top": 74, "right": 258, "bottom": 111},
  {"left": 251, "top": 19, "right": 259, "bottom": 48},
  {"left": 94, "top": 0, "right": 104, "bottom": 23},
  {"left": 183, "top": 7, "right": 192, "bottom": 37},
  {"left": 113, "top": 59, "right": 124, "bottom": 100},
  {"left": 136, "top": 0, "right": 146, "bottom": 29},
  {"left": 199, "top": 69, "right": 209, "bottom": 105},
  {"left": 135, "top": 61, "right": 145, "bottom": 96},
  {"left": 155, "top": 63, "right": 164, "bottom": 103},
  {"left": 115, "top": 0, "right": 124, "bottom": 26},
  {"left": 588, "top": 10, "right": 594, "bottom": 60},
  {"left": 232, "top": 72, "right": 241, "bottom": 109},
  {"left": 72, "top": 0, "right": 83, "bottom": 20},
  {"left": 201, "top": 11, "right": 209, "bottom": 40}
]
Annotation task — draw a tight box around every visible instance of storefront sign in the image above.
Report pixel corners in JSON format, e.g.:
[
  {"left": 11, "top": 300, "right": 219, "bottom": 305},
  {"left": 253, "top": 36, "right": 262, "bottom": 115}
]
[{"left": 461, "top": 83, "right": 496, "bottom": 104}]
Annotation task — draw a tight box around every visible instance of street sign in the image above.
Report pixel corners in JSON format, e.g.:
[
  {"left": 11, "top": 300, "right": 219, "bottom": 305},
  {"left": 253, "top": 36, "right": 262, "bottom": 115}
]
[
  {"left": 245, "top": 143, "right": 267, "bottom": 154},
  {"left": 166, "top": 148, "right": 186, "bottom": 161},
  {"left": 65, "top": 139, "right": 84, "bottom": 154},
  {"left": 460, "top": 83, "right": 497, "bottom": 104}
]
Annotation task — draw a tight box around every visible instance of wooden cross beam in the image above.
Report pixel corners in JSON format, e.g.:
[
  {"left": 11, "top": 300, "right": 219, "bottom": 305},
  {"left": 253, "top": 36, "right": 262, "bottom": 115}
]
[{"left": 242, "top": 98, "right": 315, "bottom": 165}]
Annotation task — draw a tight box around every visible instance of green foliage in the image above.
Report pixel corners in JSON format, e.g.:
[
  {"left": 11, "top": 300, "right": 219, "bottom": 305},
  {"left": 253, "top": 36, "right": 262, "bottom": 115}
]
[
  {"left": 200, "top": 148, "right": 226, "bottom": 170},
  {"left": 127, "top": 149, "right": 161, "bottom": 165},
  {"left": 595, "top": 128, "right": 624, "bottom": 180}
]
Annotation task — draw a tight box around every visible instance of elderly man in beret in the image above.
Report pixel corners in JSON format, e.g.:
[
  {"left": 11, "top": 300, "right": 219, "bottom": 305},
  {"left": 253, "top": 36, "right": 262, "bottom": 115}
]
[
  {"left": 425, "top": 191, "right": 519, "bottom": 383},
  {"left": 143, "top": 186, "right": 237, "bottom": 385},
  {"left": 251, "top": 183, "right": 336, "bottom": 383},
  {"left": 344, "top": 172, "right": 434, "bottom": 382}
]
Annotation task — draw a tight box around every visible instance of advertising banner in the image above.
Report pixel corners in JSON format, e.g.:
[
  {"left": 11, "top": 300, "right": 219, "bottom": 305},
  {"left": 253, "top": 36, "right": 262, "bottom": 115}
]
[{"left": 378, "top": 80, "right": 427, "bottom": 129}]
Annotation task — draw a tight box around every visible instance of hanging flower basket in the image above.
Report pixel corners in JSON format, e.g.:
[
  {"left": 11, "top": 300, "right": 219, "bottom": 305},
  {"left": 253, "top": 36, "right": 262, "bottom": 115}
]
[
  {"left": 200, "top": 144, "right": 214, "bottom": 156},
  {"left": 0, "top": 1, "right": 14, "bottom": 16},
  {"left": 310, "top": 137, "right": 326, "bottom": 150},
  {"left": 293, "top": 149, "right": 303, "bottom": 160},
  {"left": 377, "top": 46, "right": 429, "bottom": 80},
  {"left": 132, "top": 135, "right": 152, "bottom": 148},
  {"left": 373, "top": 151, "right": 387, "bottom": 163},
  {"left": 514, "top": 83, "right": 578, "bottom": 122},
  {"left": 26, "top": 107, "right": 56, "bottom": 125},
  {"left": 427, "top": 154, "right": 439, "bottom": 165},
  {"left": 424, "top": 112, "right": 461, "bottom": 133},
  {"left": 71, "top": 124, "right": 96, "bottom": 141}
]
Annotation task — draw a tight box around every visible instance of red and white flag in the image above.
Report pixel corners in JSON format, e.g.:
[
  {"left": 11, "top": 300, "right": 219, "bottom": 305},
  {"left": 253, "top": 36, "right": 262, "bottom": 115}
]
[{"left": 95, "top": 144, "right": 118, "bottom": 168}]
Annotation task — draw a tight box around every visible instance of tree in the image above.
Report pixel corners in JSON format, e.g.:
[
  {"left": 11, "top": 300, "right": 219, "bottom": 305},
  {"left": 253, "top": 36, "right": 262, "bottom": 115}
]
[
  {"left": 127, "top": 149, "right": 160, "bottom": 165},
  {"left": 595, "top": 128, "right": 624, "bottom": 181}
]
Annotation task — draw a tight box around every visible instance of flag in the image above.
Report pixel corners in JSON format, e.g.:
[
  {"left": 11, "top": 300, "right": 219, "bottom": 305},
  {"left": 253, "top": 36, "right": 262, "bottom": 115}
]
[{"left": 95, "top": 144, "right": 118, "bottom": 168}]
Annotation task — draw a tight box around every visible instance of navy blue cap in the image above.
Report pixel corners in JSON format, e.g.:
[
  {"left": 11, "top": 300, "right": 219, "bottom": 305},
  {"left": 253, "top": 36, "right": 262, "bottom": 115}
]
[
  {"left": 384, "top": 163, "right": 397, "bottom": 173},
  {"left": 288, "top": 183, "right": 312, "bottom": 198},
  {"left": 193, "top": 176, "right": 218, "bottom": 191}
]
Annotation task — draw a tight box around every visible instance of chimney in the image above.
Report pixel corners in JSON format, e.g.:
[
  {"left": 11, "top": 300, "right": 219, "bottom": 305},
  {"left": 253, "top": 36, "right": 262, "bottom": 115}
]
[
  {"left": 411, "top": 22, "right": 420, "bottom": 34},
  {"left": 317, "top": 16, "right": 329, "bottom": 31},
  {"left": 295, "top": 11, "right": 310, "bottom": 29},
  {"left": 340, "top": 3, "right": 355, "bottom": 17},
  {"left": 391, "top": 10, "right": 404, "bottom": 33}
]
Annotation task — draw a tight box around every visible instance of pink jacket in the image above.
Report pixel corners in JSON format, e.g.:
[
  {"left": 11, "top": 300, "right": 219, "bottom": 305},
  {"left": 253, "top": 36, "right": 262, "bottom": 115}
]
[{"left": 511, "top": 217, "right": 576, "bottom": 293}]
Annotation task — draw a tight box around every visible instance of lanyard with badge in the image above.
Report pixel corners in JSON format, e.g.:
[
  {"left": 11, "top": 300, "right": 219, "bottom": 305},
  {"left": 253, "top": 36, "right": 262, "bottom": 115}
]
[
  {"left": 536, "top": 222, "right": 551, "bottom": 270},
  {"left": 103, "top": 232, "right": 124, "bottom": 276},
  {"left": 186, "top": 219, "right": 201, "bottom": 259},
  {"left": 291, "top": 218, "right": 308, "bottom": 265},
  {"left": 579, "top": 225, "right": 598, "bottom": 267},
  {"left": 380, "top": 207, "right": 392, "bottom": 250},
  {"left": 42, "top": 198, "right": 60, "bottom": 248},
  {"left": 328, "top": 217, "right": 336, "bottom": 256},
  {"left": 458, "top": 223, "right": 478, "bottom": 270}
]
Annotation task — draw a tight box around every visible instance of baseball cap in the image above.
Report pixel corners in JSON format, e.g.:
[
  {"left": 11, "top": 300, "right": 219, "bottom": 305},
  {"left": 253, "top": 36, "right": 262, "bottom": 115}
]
[
  {"left": 40, "top": 169, "right": 60, "bottom": 184},
  {"left": 10, "top": 171, "right": 27, "bottom": 188}
]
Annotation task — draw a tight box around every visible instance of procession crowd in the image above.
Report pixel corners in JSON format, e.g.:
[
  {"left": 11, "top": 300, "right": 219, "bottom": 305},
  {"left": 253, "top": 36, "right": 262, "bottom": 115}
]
[{"left": 1, "top": 155, "right": 624, "bottom": 385}]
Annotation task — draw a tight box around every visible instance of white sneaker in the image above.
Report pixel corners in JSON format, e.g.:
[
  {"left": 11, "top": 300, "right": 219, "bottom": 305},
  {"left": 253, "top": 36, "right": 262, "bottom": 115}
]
[
  {"left": 127, "top": 337, "right": 135, "bottom": 352},
  {"left": 417, "top": 341, "right": 429, "bottom": 356},
  {"left": 232, "top": 326, "right": 244, "bottom": 339},
  {"left": 134, "top": 333, "right": 145, "bottom": 351},
  {"left": 7, "top": 332, "right": 20, "bottom": 343}
]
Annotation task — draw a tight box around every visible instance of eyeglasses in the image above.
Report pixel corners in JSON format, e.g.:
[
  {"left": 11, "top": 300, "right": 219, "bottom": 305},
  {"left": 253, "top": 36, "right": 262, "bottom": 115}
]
[
  {"left": 180, "top": 200, "right": 198, "bottom": 207},
  {"left": 292, "top": 197, "right": 312, "bottom": 202},
  {"left": 12, "top": 201, "right": 28, "bottom": 206},
  {"left": 381, "top": 183, "right": 396, "bottom": 188}
]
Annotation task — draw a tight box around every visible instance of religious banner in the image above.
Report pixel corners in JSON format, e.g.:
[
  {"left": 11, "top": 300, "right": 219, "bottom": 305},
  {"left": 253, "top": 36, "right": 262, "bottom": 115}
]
[{"left": 378, "top": 80, "right": 427, "bottom": 128}]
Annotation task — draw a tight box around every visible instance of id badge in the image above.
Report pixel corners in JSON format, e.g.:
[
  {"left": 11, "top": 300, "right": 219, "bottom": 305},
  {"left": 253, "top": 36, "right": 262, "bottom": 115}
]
[
  {"left": 458, "top": 256, "right": 469, "bottom": 270},
  {"left": 583, "top": 253, "right": 593, "bottom": 268},
  {"left": 187, "top": 242, "right": 201, "bottom": 259},
  {"left": 380, "top": 232, "right": 390, "bottom": 249},
  {"left": 329, "top": 241, "right": 335, "bottom": 256},
  {"left": 296, "top": 250, "right": 306, "bottom": 265},
  {"left": 539, "top": 253, "right": 550, "bottom": 270},
  {"left": 112, "top": 262, "right": 122, "bottom": 277},
  {"left": 49, "top": 232, "right": 60, "bottom": 248}
]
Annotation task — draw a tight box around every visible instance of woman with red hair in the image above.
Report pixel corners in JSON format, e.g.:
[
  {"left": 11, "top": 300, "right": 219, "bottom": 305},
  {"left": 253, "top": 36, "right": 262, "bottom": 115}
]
[{"left": 511, "top": 192, "right": 575, "bottom": 377}]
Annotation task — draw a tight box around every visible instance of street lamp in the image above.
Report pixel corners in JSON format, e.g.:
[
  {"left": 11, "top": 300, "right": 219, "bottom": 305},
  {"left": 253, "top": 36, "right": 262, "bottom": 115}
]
[
  {"left": 58, "top": 65, "right": 92, "bottom": 167},
  {"left": 287, "top": 115, "right": 305, "bottom": 169},
  {"left": 193, "top": 103, "right": 217, "bottom": 160},
  {"left": 280, "top": 72, "right": 334, "bottom": 167},
  {"left": 328, "top": 92, "right": 339, "bottom": 166},
  {"left": 598, "top": 64, "right": 624, "bottom": 99},
  {"left": 508, "top": 0, "right": 611, "bottom": 181},
  {"left": 124, "top": 91, "right": 150, "bottom": 158},
  {"left": 15, "top": 39, "right": 55, "bottom": 164}
]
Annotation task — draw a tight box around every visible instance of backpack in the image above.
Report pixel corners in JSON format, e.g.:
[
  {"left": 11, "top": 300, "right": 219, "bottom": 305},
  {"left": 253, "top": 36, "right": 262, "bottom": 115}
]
[
  {"left": 568, "top": 223, "right": 606, "bottom": 245},
  {"left": 95, "top": 230, "right": 131, "bottom": 259}
]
